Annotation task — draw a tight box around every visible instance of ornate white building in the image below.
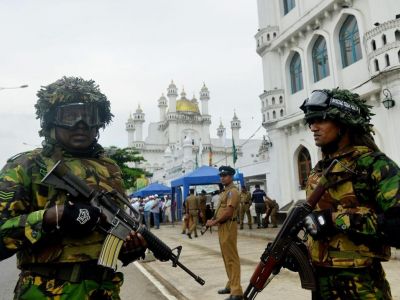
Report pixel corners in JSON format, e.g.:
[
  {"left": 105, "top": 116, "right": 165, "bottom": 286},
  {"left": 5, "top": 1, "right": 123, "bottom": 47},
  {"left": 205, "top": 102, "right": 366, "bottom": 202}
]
[
  {"left": 126, "top": 81, "right": 266, "bottom": 184},
  {"left": 256, "top": 0, "right": 400, "bottom": 206}
]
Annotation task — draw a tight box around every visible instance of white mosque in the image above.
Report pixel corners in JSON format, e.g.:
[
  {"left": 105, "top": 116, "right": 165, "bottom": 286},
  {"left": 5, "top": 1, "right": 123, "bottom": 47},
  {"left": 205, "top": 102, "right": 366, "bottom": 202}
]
[{"left": 126, "top": 81, "right": 267, "bottom": 185}]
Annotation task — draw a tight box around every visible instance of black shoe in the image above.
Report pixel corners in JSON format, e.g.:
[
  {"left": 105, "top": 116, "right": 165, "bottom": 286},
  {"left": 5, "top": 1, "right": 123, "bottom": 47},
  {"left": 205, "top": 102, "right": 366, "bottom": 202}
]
[
  {"left": 225, "top": 296, "right": 243, "bottom": 300},
  {"left": 217, "top": 288, "right": 231, "bottom": 294},
  {"left": 194, "top": 234, "right": 198, "bottom": 238},
  {"left": 187, "top": 233, "right": 192, "bottom": 239},
  {"left": 181, "top": 231, "right": 186, "bottom": 234}
]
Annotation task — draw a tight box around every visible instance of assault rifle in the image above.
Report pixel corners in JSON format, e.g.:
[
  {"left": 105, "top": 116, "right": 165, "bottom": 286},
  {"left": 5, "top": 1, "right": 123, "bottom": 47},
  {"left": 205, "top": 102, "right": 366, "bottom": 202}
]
[
  {"left": 243, "top": 160, "right": 337, "bottom": 299},
  {"left": 42, "top": 161, "right": 205, "bottom": 286}
]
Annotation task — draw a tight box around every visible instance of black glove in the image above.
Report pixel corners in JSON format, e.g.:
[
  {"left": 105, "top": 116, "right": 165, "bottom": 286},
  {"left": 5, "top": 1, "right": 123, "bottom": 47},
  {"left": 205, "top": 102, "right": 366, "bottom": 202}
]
[
  {"left": 303, "top": 209, "right": 333, "bottom": 240},
  {"left": 60, "top": 201, "right": 101, "bottom": 236}
]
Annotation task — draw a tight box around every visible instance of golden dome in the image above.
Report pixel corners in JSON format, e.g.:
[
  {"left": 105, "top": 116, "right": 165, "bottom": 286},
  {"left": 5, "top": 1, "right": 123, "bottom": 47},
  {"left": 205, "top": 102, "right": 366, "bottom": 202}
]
[{"left": 176, "top": 99, "right": 200, "bottom": 113}]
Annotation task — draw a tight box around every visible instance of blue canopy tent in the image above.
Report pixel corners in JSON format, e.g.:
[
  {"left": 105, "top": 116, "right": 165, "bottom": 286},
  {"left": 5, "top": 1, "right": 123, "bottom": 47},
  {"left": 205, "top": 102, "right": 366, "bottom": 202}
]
[
  {"left": 130, "top": 183, "right": 171, "bottom": 198},
  {"left": 171, "top": 166, "right": 245, "bottom": 219}
]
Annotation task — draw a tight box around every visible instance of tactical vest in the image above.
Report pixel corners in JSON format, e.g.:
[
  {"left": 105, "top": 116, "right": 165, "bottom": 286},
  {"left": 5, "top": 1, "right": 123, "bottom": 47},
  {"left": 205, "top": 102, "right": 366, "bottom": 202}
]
[
  {"left": 306, "top": 146, "right": 391, "bottom": 268},
  {"left": 16, "top": 150, "right": 124, "bottom": 267}
]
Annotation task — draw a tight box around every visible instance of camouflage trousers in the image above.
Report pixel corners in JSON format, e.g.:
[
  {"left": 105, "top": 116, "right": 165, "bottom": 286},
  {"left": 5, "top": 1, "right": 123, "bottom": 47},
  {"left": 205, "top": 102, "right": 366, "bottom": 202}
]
[
  {"left": 313, "top": 261, "right": 392, "bottom": 300},
  {"left": 14, "top": 271, "right": 123, "bottom": 300}
]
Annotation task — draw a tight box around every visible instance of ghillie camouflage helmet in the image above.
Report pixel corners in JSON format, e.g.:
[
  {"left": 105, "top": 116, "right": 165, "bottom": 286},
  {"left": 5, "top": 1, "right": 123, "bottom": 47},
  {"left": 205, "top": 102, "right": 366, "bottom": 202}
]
[
  {"left": 300, "top": 88, "right": 374, "bottom": 134},
  {"left": 35, "top": 76, "right": 113, "bottom": 137}
]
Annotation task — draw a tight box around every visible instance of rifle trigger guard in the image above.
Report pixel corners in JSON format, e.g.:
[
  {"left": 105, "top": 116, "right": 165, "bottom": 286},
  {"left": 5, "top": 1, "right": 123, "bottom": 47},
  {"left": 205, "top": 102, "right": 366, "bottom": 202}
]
[{"left": 171, "top": 246, "right": 182, "bottom": 267}]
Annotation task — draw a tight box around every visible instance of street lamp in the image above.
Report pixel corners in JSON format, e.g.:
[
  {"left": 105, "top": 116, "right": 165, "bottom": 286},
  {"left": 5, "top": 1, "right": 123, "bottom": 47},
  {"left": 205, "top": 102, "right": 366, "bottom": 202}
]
[{"left": 0, "top": 84, "right": 29, "bottom": 91}]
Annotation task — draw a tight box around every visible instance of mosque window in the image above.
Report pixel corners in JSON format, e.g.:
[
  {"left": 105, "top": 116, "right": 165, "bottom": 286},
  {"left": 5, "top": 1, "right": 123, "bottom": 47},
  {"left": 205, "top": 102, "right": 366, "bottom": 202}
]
[
  {"left": 385, "top": 54, "right": 390, "bottom": 67},
  {"left": 298, "top": 147, "right": 311, "bottom": 190},
  {"left": 283, "top": 0, "right": 295, "bottom": 15},
  {"left": 398, "top": 50, "right": 400, "bottom": 63},
  {"left": 267, "top": 112, "right": 270, "bottom": 120},
  {"left": 371, "top": 39, "right": 376, "bottom": 51},
  {"left": 396, "top": 30, "right": 400, "bottom": 41},
  {"left": 382, "top": 34, "right": 387, "bottom": 45},
  {"left": 290, "top": 52, "right": 303, "bottom": 94},
  {"left": 267, "top": 34, "right": 270, "bottom": 41},
  {"left": 272, "top": 97, "right": 276, "bottom": 105},
  {"left": 273, "top": 32, "right": 277, "bottom": 38},
  {"left": 339, "top": 15, "right": 362, "bottom": 67},
  {"left": 273, "top": 110, "right": 276, "bottom": 119},
  {"left": 374, "top": 59, "right": 379, "bottom": 72},
  {"left": 279, "top": 96, "right": 283, "bottom": 103},
  {"left": 312, "top": 36, "right": 330, "bottom": 82},
  {"left": 280, "top": 109, "right": 284, "bottom": 117},
  {"left": 263, "top": 114, "right": 266, "bottom": 122}
]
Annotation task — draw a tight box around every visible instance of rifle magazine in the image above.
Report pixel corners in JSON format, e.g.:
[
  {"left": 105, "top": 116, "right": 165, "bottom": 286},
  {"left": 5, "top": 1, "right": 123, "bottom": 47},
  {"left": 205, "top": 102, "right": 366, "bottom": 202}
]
[{"left": 98, "top": 234, "right": 124, "bottom": 270}]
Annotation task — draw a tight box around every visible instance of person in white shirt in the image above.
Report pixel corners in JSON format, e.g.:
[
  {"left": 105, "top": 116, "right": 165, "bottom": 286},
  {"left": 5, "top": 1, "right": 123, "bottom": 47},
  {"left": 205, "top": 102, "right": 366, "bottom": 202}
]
[
  {"left": 163, "top": 196, "right": 172, "bottom": 224},
  {"left": 151, "top": 195, "right": 160, "bottom": 229}
]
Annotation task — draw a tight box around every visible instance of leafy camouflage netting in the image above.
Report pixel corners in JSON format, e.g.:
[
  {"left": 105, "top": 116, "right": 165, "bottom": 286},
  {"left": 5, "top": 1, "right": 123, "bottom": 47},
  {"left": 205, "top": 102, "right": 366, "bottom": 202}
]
[
  {"left": 303, "top": 88, "right": 374, "bottom": 135},
  {"left": 35, "top": 76, "right": 113, "bottom": 136}
]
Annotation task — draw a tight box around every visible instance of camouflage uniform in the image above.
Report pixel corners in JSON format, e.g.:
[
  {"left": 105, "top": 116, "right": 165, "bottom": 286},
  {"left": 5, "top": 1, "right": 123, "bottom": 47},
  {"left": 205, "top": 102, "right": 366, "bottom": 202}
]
[
  {"left": 306, "top": 145, "right": 399, "bottom": 299},
  {"left": 0, "top": 148, "right": 125, "bottom": 299},
  {"left": 0, "top": 77, "right": 131, "bottom": 299}
]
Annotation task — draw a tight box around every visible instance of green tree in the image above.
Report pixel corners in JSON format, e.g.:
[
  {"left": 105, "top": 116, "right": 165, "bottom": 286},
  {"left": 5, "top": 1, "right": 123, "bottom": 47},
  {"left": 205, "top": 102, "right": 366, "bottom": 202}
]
[{"left": 105, "top": 146, "right": 149, "bottom": 190}]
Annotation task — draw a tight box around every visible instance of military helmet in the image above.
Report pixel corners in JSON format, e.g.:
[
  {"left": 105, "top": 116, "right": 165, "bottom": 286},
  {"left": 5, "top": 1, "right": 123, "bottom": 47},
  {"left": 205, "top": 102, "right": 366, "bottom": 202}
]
[
  {"left": 35, "top": 76, "right": 113, "bottom": 136},
  {"left": 300, "top": 88, "right": 374, "bottom": 134}
]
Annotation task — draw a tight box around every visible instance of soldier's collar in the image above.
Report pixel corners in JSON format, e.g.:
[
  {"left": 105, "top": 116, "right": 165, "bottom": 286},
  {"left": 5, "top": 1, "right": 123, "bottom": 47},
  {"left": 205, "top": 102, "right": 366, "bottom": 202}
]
[{"left": 324, "top": 145, "right": 371, "bottom": 160}]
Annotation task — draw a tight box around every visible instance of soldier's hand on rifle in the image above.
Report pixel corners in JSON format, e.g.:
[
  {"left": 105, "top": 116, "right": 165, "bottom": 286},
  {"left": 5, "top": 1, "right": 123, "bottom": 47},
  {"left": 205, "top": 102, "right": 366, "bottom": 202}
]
[
  {"left": 303, "top": 209, "right": 333, "bottom": 240},
  {"left": 43, "top": 201, "right": 101, "bottom": 236},
  {"left": 119, "top": 231, "right": 147, "bottom": 265},
  {"left": 206, "top": 219, "right": 217, "bottom": 227},
  {"left": 123, "top": 231, "right": 147, "bottom": 252}
]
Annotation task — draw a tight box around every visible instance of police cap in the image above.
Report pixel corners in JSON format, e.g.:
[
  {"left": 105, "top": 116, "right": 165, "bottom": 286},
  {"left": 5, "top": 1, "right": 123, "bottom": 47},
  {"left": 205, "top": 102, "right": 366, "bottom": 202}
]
[{"left": 219, "top": 166, "right": 235, "bottom": 176}]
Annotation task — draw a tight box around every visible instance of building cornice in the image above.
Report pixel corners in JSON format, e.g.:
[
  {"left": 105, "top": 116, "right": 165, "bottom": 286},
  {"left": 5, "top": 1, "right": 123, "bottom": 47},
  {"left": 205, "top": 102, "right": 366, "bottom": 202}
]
[
  {"left": 364, "top": 18, "right": 400, "bottom": 40},
  {"left": 256, "top": 0, "right": 342, "bottom": 56},
  {"left": 367, "top": 41, "right": 400, "bottom": 60}
]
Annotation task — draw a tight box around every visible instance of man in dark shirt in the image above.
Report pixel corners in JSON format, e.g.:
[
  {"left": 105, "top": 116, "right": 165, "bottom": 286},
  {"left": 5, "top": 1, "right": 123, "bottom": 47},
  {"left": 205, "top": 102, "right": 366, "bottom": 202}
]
[{"left": 251, "top": 184, "right": 266, "bottom": 228}]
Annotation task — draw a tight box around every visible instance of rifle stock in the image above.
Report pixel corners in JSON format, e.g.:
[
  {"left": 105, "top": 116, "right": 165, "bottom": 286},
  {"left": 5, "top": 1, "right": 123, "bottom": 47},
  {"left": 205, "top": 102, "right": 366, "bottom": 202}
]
[
  {"left": 42, "top": 160, "right": 205, "bottom": 286},
  {"left": 244, "top": 159, "right": 337, "bottom": 299}
]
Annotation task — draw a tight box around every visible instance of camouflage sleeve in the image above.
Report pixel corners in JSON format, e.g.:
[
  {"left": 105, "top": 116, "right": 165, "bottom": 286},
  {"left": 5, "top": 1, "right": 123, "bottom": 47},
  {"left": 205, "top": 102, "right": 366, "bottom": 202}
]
[
  {"left": 332, "top": 155, "right": 400, "bottom": 239},
  {"left": 371, "top": 156, "right": 400, "bottom": 211},
  {"left": 0, "top": 156, "right": 46, "bottom": 260}
]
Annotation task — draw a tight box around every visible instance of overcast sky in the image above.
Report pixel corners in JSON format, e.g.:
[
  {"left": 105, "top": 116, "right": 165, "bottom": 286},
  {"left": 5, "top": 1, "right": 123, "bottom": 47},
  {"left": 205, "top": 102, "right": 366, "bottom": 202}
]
[{"left": 0, "top": 0, "right": 263, "bottom": 166}]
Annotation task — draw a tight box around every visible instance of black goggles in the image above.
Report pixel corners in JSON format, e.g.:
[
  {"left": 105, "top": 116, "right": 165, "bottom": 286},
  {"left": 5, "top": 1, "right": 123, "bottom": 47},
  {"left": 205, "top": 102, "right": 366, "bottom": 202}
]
[
  {"left": 53, "top": 103, "right": 103, "bottom": 129},
  {"left": 300, "top": 90, "right": 360, "bottom": 114}
]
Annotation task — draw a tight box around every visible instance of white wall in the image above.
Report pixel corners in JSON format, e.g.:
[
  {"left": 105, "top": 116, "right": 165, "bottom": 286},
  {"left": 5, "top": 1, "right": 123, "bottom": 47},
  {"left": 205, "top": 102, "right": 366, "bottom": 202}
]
[{"left": 256, "top": 0, "right": 400, "bottom": 206}]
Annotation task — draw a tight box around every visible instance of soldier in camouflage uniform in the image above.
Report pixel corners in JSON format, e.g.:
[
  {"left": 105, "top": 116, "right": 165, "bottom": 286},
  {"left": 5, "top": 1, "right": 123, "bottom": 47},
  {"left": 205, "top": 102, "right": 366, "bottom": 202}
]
[
  {"left": 0, "top": 77, "right": 146, "bottom": 299},
  {"left": 300, "top": 89, "right": 400, "bottom": 299}
]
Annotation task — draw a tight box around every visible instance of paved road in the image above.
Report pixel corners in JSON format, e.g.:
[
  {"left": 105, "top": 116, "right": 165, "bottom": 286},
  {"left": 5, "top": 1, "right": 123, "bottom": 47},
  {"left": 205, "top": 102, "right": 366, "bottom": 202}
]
[
  {"left": 143, "top": 225, "right": 400, "bottom": 300},
  {"left": 0, "top": 256, "right": 168, "bottom": 300}
]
